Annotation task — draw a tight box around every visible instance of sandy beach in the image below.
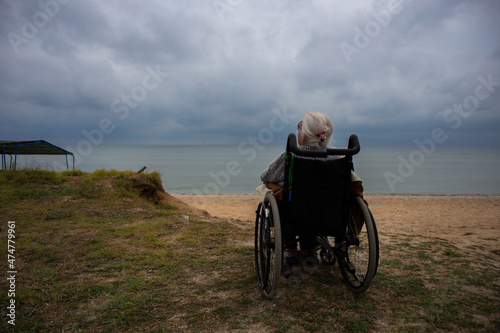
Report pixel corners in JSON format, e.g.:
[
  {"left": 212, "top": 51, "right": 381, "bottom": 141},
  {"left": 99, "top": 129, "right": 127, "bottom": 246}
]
[{"left": 174, "top": 194, "right": 500, "bottom": 251}]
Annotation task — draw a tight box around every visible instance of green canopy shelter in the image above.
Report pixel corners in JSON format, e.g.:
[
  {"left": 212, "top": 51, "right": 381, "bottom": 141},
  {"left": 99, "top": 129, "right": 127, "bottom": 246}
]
[{"left": 1, "top": 140, "right": 75, "bottom": 170}]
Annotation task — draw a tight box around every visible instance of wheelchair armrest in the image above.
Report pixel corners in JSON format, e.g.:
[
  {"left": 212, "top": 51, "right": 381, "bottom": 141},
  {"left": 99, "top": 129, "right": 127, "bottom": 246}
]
[{"left": 286, "top": 133, "right": 360, "bottom": 156}]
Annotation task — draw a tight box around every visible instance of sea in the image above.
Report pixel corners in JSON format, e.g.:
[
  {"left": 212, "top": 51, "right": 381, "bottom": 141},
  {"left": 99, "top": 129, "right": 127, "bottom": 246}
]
[{"left": 12, "top": 145, "right": 500, "bottom": 196}]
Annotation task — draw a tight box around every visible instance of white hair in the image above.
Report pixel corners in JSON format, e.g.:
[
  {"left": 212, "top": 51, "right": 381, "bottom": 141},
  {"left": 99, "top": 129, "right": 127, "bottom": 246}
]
[{"left": 301, "top": 112, "right": 333, "bottom": 148}]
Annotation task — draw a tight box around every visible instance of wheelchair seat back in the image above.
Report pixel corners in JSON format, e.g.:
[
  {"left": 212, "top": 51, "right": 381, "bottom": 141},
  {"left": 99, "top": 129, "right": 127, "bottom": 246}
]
[
  {"left": 282, "top": 133, "right": 360, "bottom": 238},
  {"left": 283, "top": 155, "right": 351, "bottom": 238}
]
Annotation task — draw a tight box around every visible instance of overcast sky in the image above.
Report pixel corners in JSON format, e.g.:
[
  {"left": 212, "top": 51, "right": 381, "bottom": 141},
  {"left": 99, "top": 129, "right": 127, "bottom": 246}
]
[{"left": 1, "top": 0, "right": 499, "bottom": 148}]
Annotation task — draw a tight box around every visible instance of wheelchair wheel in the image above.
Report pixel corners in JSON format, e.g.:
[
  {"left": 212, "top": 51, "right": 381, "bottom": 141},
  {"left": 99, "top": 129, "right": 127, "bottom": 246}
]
[
  {"left": 319, "top": 239, "right": 336, "bottom": 265},
  {"left": 254, "top": 193, "right": 282, "bottom": 299},
  {"left": 338, "top": 196, "right": 379, "bottom": 293}
]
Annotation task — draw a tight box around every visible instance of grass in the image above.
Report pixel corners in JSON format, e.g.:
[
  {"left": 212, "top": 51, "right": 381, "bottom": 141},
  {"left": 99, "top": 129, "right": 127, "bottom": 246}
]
[{"left": 1, "top": 169, "right": 499, "bottom": 332}]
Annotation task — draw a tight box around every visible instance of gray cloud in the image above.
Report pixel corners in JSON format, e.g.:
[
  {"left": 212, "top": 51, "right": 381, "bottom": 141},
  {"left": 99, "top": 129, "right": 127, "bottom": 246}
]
[{"left": 1, "top": 0, "right": 499, "bottom": 147}]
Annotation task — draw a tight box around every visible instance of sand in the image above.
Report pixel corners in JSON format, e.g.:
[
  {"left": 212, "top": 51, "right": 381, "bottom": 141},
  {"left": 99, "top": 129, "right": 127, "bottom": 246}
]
[{"left": 174, "top": 194, "right": 500, "bottom": 251}]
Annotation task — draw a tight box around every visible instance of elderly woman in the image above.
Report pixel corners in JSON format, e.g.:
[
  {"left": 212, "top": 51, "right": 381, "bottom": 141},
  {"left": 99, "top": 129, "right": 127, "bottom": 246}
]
[{"left": 260, "top": 111, "right": 365, "bottom": 268}]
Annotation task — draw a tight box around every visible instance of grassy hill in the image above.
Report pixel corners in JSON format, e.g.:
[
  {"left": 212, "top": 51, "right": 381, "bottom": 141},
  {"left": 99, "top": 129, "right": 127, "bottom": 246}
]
[{"left": 0, "top": 169, "right": 499, "bottom": 332}]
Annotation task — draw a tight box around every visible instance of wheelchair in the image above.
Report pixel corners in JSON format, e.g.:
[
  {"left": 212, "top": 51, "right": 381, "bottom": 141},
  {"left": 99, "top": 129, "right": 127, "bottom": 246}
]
[{"left": 255, "top": 133, "right": 379, "bottom": 299}]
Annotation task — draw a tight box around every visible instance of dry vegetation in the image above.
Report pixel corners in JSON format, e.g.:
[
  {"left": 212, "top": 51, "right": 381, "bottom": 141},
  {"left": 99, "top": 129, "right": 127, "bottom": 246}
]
[{"left": 0, "top": 169, "right": 499, "bottom": 332}]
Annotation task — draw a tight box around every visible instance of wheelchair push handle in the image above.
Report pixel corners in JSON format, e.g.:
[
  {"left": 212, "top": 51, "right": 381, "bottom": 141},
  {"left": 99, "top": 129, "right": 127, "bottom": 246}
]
[{"left": 286, "top": 133, "right": 360, "bottom": 156}]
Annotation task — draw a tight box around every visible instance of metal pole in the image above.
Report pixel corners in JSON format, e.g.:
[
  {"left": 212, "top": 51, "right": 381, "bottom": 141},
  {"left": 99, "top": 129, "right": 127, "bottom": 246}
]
[
  {"left": 1, "top": 144, "right": 6, "bottom": 170},
  {"left": 13, "top": 144, "right": 18, "bottom": 170}
]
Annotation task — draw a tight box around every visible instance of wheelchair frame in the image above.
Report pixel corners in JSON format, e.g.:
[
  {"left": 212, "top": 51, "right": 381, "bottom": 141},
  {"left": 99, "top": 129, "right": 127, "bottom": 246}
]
[{"left": 255, "top": 133, "right": 379, "bottom": 299}]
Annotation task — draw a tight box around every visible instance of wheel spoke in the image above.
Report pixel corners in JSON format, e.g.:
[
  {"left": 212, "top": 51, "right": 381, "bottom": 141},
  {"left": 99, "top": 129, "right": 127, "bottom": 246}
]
[
  {"left": 337, "top": 197, "right": 379, "bottom": 293},
  {"left": 253, "top": 195, "right": 281, "bottom": 299}
]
